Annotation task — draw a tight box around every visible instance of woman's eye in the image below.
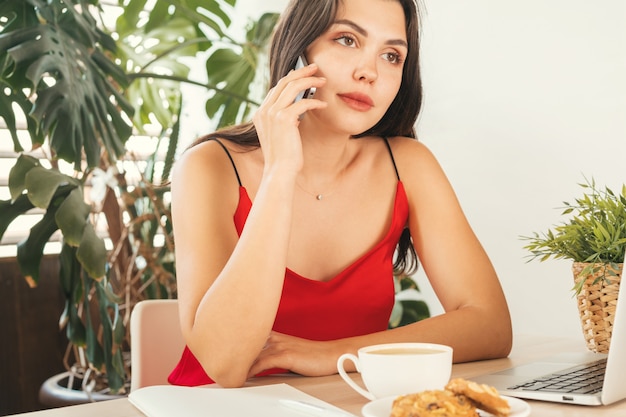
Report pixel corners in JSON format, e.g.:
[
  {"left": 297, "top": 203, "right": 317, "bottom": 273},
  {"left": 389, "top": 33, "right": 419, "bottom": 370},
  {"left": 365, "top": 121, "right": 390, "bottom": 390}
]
[
  {"left": 335, "top": 35, "right": 356, "bottom": 47},
  {"left": 383, "top": 52, "right": 403, "bottom": 65}
]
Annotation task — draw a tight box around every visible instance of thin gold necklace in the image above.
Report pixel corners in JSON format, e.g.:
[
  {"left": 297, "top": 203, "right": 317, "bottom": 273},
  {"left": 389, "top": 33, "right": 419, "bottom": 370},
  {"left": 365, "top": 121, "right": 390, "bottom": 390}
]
[
  {"left": 296, "top": 155, "right": 350, "bottom": 201},
  {"left": 296, "top": 171, "right": 345, "bottom": 201},
  {"left": 296, "top": 181, "right": 336, "bottom": 201}
]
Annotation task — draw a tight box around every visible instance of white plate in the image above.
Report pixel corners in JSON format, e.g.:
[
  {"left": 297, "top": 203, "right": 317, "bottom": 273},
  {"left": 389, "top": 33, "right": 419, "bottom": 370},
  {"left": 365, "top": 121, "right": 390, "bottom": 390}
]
[{"left": 362, "top": 394, "right": 531, "bottom": 417}]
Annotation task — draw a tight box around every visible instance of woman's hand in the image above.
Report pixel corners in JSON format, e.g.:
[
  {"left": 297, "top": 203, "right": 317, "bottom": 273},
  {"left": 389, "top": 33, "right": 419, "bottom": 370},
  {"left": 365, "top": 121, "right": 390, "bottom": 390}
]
[
  {"left": 252, "top": 63, "right": 327, "bottom": 175},
  {"left": 248, "top": 331, "right": 344, "bottom": 378}
]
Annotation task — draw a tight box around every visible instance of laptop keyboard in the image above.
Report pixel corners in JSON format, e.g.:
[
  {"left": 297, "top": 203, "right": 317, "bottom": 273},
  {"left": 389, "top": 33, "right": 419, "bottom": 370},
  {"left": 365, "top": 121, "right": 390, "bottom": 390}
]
[{"left": 507, "top": 358, "right": 607, "bottom": 395}]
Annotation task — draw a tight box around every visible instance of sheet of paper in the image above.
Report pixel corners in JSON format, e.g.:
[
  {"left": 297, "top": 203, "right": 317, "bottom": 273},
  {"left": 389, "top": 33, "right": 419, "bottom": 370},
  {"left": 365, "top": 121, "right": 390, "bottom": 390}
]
[{"left": 129, "top": 382, "right": 352, "bottom": 417}]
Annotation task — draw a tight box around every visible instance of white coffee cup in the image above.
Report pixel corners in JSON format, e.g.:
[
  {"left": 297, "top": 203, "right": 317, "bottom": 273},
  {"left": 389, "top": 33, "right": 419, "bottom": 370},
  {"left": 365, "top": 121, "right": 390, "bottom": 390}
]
[{"left": 337, "top": 342, "right": 453, "bottom": 400}]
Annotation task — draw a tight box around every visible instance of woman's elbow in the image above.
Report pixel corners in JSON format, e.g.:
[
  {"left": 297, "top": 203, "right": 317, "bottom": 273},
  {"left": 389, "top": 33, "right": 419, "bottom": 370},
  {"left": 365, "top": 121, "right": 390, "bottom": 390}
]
[
  {"left": 490, "top": 312, "right": 513, "bottom": 359},
  {"left": 494, "top": 329, "right": 513, "bottom": 359},
  {"left": 196, "top": 352, "right": 251, "bottom": 388},
  {"left": 210, "top": 369, "right": 249, "bottom": 388},
  {"left": 185, "top": 335, "right": 253, "bottom": 387}
]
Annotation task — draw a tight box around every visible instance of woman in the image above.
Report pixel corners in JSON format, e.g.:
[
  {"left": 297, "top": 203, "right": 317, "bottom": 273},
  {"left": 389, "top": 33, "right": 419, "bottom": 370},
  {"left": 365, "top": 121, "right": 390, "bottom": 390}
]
[{"left": 169, "top": 0, "right": 512, "bottom": 388}]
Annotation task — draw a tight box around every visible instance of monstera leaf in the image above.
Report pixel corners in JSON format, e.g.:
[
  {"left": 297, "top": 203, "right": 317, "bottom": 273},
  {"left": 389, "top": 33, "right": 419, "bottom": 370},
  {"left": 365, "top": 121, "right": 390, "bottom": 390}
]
[
  {"left": 4, "top": 155, "right": 107, "bottom": 285},
  {"left": 0, "top": 82, "right": 42, "bottom": 153},
  {"left": 115, "top": 0, "right": 197, "bottom": 131},
  {"left": 0, "top": 0, "right": 133, "bottom": 168},
  {"left": 205, "top": 12, "right": 279, "bottom": 128},
  {"left": 0, "top": 0, "right": 281, "bottom": 395},
  {"left": 0, "top": 1, "right": 43, "bottom": 151},
  {"left": 115, "top": 0, "right": 239, "bottom": 132}
]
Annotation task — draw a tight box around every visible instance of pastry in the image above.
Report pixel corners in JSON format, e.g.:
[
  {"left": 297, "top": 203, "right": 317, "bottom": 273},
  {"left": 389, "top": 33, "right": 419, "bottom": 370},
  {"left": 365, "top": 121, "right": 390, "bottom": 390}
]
[
  {"left": 445, "top": 378, "right": 511, "bottom": 417},
  {"left": 390, "top": 389, "right": 479, "bottom": 417},
  {"left": 389, "top": 378, "right": 511, "bottom": 417}
]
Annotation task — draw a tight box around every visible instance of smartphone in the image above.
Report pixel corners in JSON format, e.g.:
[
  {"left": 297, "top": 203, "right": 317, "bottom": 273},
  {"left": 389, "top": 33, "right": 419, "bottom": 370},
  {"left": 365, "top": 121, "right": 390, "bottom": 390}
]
[{"left": 293, "top": 55, "right": 316, "bottom": 103}]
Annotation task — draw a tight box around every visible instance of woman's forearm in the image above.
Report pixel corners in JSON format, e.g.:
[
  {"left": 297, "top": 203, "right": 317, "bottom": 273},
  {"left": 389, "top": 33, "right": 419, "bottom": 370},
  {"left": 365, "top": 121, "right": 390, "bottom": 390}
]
[{"left": 183, "top": 169, "right": 297, "bottom": 387}]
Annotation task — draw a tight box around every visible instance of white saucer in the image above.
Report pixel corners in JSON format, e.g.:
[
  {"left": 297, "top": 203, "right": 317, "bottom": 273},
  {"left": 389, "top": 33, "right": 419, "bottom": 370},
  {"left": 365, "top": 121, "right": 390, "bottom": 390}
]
[{"left": 362, "top": 394, "right": 531, "bottom": 417}]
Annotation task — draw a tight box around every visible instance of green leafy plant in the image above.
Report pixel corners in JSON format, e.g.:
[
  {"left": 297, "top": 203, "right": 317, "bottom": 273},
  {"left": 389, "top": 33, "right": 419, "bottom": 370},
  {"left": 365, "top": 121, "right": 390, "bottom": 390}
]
[
  {"left": 522, "top": 177, "right": 626, "bottom": 293},
  {"left": 389, "top": 273, "right": 430, "bottom": 329},
  {"left": 0, "top": 0, "right": 278, "bottom": 395}
]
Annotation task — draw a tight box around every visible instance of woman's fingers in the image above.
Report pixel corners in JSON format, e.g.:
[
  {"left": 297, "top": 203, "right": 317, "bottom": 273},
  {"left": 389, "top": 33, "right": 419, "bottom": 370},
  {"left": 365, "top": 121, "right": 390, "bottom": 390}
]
[
  {"left": 252, "top": 63, "right": 326, "bottom": 173},
  {"left": 265, "top": 64, "right": 326, "bottom": 112}
]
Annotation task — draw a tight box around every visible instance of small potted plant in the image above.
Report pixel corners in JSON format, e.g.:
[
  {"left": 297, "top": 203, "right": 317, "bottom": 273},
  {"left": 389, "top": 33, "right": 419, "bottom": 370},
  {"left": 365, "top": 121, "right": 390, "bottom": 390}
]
[{"left": 522, "top": 177, "right": 626, "bottom": 353}]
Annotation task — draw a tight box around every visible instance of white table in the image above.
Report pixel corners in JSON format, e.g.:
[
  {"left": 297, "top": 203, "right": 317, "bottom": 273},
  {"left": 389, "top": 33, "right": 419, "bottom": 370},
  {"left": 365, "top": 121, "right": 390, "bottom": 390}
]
[{"left": 12, "top": 334, "right": 626, "bottom": 417}]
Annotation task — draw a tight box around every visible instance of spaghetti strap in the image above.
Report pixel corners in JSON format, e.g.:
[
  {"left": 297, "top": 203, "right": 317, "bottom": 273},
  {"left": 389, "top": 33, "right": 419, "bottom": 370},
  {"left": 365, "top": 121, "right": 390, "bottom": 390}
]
[
  {"left": 208, "top": 138, "right": 242, "bottom": 187},
  {"left": 382, "top": 137, "right": 401, "bottom": 181}
]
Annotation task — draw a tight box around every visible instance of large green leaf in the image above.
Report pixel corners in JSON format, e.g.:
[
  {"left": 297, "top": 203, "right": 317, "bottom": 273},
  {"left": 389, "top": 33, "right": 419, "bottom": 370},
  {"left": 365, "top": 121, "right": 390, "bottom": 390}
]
[
  {"left": 96, "top": 281, "right": 125, "bottom": 393},
  {"left": 0, "top": 83, "right": 42, "bottom": 152},
  {"left": 248, "top": 12, "right": 280, "bottom": 46},
  {"left": 205, "top": 47, "right": 256, "bottom": 127},
  {"left": 0, "top": 0, "right": 134, "bottom": 168},
  {"left": 25, "top": 166, "right": 77, "bottom": 209},
  {"left": 16, "top": 197, "right": 61, "bottom": 286},
  {"left": 117, "top": 0, "right": 233, "bottom": 42},
  {"left": 58, "top": 243, "right": 81, "bottom": 299},
  {"left": 84, "top": 308, "right": 105, "bottom": 370},
  {"left": 55, "top": 187, "right": 90, "bottom": 247},
  {"left": 115, "top": 0, "right": 233, "bottom": 133},
  {"left": 117, "top": 16, "right": 197, "bottom": 131},
  {"left": 83, "top": 276, "right": 104, "bottom": 369},
  {"left": 114, "top": 0, "right": 147, "bottom": 31},
  {"left": 0, "top": 194, "right": 35, "bottom": 240},
  {"left": 62, "top": 252, "right": 91, "bottom": 345},
  {"left": 0, "top": 1, "right": 39, "bottom": 32},
  {"left": 8, "top": 154, "right": 39, "bottom": 202},
  {"left": 0, "top": 1, "right": 43, "bottom": 150},
  {"left": 163, "top": 0, "right": 235, "bottom": 40},
  {"left": 64, "top": 298, "right": 87, "bottom": 346},
  {"left": 204, "top": 12, "right": 278, "bottom": 127},
  {"left": 76, "top": 222, "right": 107, "bottom": 280}
]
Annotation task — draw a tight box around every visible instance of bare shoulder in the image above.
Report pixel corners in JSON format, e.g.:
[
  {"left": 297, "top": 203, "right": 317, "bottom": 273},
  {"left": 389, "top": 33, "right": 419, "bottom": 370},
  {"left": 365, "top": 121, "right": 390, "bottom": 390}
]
[
  {"left": 385, "top": 136, "right": 445, "bottom": 179},
  {"left": 175, "top": 139, "right": 250, "bottom": 191},
  {"left": 382, "top": 136, "right": 462, "bottom": 216},
  {"left": 171, "top": 139, "right": 248, "bottom": 215},
  {"left": 175, "top": 139, "right": 234, "bottom": 180},
  {"left": 386, "top": 136, "right": 436, "bottom": 157}
]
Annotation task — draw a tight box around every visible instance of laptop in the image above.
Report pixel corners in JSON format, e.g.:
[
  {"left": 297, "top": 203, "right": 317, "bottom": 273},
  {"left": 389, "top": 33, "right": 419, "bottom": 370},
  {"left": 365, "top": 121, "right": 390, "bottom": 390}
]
[{"left": 473, "top": 260, "right": 626, "bottom": 406}]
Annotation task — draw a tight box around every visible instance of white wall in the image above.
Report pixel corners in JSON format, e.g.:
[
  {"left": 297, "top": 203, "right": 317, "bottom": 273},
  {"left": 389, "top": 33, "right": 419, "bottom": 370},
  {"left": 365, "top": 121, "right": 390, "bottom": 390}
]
[
  {"left": 235, "top": 0, "right": 626, "bottom": 338},
  {"left": 414, "top": 0, "right": 626, "bottom": 339}
]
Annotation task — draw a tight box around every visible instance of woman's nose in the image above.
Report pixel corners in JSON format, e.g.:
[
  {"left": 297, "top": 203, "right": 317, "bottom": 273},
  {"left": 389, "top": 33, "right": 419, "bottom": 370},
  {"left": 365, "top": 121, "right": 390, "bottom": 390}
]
[{"left": 353, "top": 56, "right": 378, "bottom": 83}]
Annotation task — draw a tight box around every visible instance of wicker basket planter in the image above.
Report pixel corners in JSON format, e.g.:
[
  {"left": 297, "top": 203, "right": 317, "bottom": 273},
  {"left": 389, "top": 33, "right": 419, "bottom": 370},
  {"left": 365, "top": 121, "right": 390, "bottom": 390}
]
[{"left": 572, "top": 262, "right": 622, "bottom": 354}]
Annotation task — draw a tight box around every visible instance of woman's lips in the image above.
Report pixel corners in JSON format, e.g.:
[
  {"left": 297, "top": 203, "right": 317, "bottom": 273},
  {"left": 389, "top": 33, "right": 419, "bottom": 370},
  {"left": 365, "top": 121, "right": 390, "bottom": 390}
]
[{"left": 338, "top": 93, "right": 374, "bottom": 111}]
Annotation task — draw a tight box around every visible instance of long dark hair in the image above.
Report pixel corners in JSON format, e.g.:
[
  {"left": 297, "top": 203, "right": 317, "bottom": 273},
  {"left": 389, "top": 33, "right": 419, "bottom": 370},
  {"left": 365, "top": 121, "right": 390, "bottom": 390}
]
[{"left": 194, "top": 0, "right": 422, "bottom": 275}]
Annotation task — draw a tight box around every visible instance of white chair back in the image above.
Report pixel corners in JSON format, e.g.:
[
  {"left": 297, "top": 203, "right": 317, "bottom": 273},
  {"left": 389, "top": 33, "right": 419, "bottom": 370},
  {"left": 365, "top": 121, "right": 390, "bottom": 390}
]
[{"left": 130, "top": 299, "right": 185, "bottom": 391}]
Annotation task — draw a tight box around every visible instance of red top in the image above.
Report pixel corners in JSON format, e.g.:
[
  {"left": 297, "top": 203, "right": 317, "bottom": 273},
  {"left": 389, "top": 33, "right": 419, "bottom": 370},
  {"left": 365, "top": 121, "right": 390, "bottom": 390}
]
[{"left": 168, "top": 179, "right": 408, "bottom": 386}]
